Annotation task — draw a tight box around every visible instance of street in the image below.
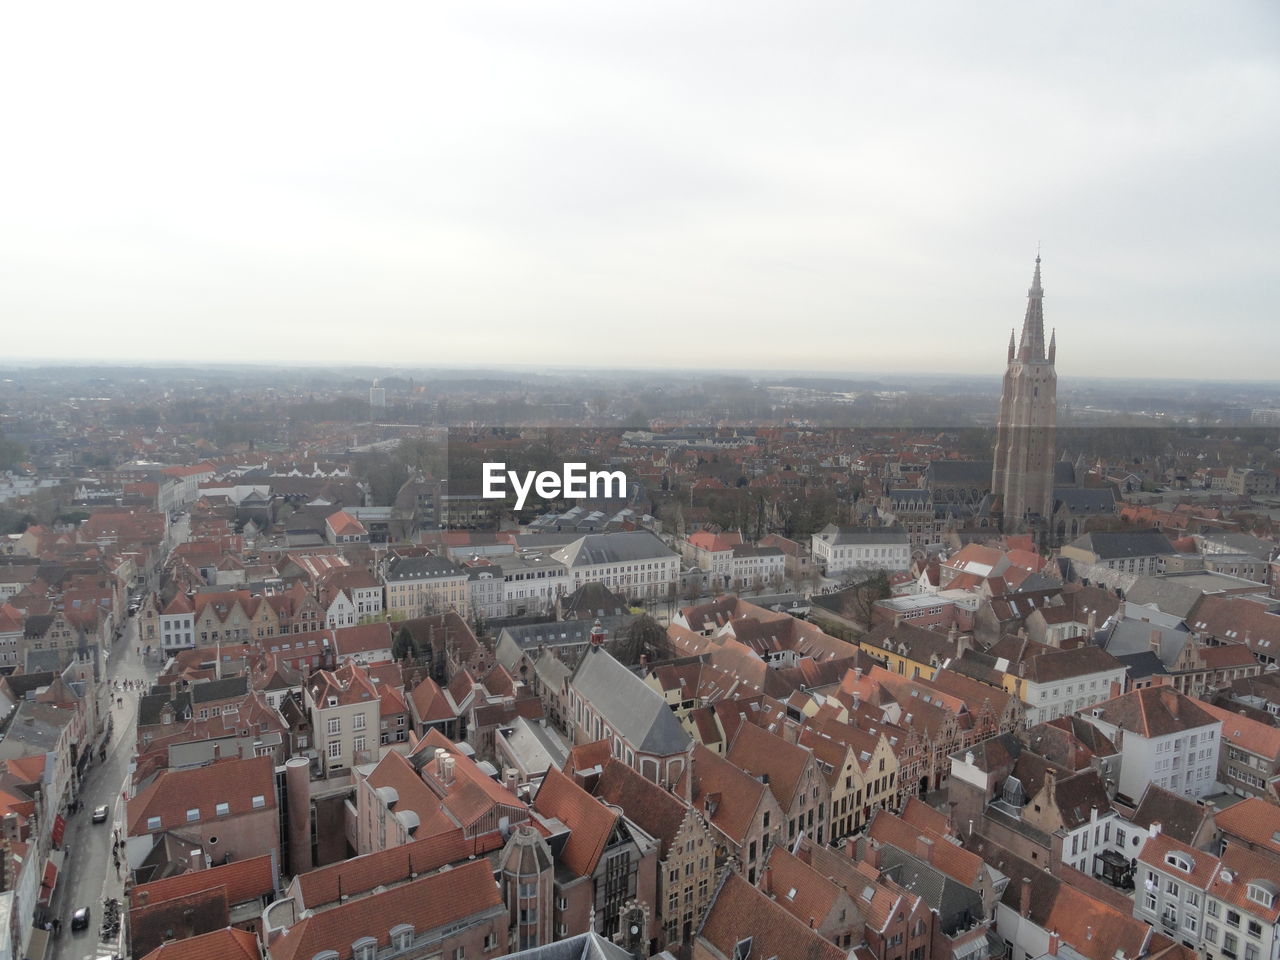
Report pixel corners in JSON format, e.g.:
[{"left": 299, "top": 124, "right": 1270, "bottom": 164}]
[{"left": 46, "top": 611, "right": 156, "bottom": 960}]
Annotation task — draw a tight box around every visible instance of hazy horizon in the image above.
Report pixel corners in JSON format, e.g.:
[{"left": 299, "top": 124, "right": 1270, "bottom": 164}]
[{"left": 4, "top": 2, "right": 1278, "bottom": 378}]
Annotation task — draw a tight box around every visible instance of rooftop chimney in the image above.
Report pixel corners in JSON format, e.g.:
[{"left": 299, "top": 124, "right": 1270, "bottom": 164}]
[{"left": 1020, "top": 877, "right": 1031, "bottom": 918}]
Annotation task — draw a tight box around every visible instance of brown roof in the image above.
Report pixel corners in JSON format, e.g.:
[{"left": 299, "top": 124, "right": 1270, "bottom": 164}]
[
  {"left": 763, "top": 845, "right": 845, "bottom": 930},
  {"left": 127, "top": 756, "right": 275, "bottom": 835},
  {"left": 1129, "top": 783, "right": 1214, "bottom": 847},
  {"left": 726, "top": 720, "right": 813, "bottom": 812},
  {"left": 677, "top": 743, "right": 768, "bottom": 846},
  {"left": 138, "top": 927, "right": 261, "bottom": 960},
  {"left": 1215, "top": 797, "right": 1280, "bottom": 857},
  {"left": 697, "top": 871, "right": 846, "bottom": 960},
  {"left": 594, "top": 758, "right": 691, "bottom": 860},
  {"left": 294, "top": 827, "right": 503, "bottom": 909},
  {"left": 131, "top": 854, "right": 274, "bottom": 909},
  {"left": 866, "top": 809, "right": 983, "bottom": 887},
  {"left": 270, "top": 860, "right": 501, "bottom": 960},
  {"left": 532, "top": 767, "right": 617, "bottom": 877},
  {"left": 1089, "top": 686, "right": 1220, "bottom": 738}
]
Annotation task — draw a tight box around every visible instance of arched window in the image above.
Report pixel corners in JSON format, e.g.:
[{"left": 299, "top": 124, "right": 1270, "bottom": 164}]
[{"left": 352, "top": 938, "right": 377, "bottom": 960}]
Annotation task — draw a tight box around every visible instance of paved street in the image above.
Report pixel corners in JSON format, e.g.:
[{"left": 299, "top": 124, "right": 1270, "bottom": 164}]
[{"left": 47, "top": 610, "right": 157, "bottom": 960}]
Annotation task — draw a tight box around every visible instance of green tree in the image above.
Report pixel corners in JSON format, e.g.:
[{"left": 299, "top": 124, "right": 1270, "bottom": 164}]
[{"left": 392, "top": 626, "right": 419, "bottom": 661}]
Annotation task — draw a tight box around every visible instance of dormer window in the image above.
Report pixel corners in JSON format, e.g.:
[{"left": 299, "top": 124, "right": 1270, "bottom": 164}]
[
  {"left": 328, "top": 696, "right": 338, "bottom": 707},
  {"left": 1247, "top": 883, "right": 1276, "bottom": 908},
  {"left": 147, "top": 816, "right": 161, "bottom": 831},
  {"left": 352, "top": 938, "right": 377, "bottom": 960},
  {"left": 390, "top": 924, "right": 414, "bottom": 951},
  {"left": 1165, "top": 852, "right": 1193, "bottom": 873}
]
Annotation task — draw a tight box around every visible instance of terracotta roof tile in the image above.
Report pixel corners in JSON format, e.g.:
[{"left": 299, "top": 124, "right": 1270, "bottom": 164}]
[
  {"left": 138, "top": 927, "right": 260, "bottom": 960},
  {"left": 532, "top": 767, "right": 617, "bottom": 877}
]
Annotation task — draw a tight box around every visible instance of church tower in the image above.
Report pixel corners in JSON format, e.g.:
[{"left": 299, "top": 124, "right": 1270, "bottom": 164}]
[{"left": 992, "top": 255, "right": 1057, "bottom": 531}]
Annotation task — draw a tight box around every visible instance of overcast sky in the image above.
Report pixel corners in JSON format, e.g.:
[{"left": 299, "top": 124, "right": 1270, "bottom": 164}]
[{"left": 3, "top": 2, "right": 1277, "bottom": 379}]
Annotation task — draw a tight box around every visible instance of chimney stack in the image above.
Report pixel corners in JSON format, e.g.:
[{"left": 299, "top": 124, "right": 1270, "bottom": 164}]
[
  {"left": 1020, "top": 877, "right": 1031, "bottom": 918},
  {"left": 917, "top": 835, "right": 934, "bottom": 863},
  {"left": 1047, "top": 931, "right": 1061, "bottom": 956}
]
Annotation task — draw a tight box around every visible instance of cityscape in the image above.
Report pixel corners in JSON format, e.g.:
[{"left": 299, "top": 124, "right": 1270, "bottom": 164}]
[{"left": 2, "top": 5, "right": 1278, "bottom": 960}]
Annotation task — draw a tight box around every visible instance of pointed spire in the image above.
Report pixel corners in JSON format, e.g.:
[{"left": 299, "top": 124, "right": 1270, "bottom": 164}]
[
  {"left": 1007, "top": 328, "right": 1016, "bottom": 363},
  {"left": 1017, "top": 254, "right": 1047, "bottom": 362},
  {"left": 1048, "top": 327, "right": 1056, "bottom": 364}
]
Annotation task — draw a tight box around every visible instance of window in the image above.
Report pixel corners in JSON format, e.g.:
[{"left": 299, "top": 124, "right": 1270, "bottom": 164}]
[
  {"left": 1226, "top": 909, "right": 1241, "bottom": 928},
  {"left": 147, "top": 816, "right": 162, "bottom": 830},
  {"left": 354, "top": 737, "right": 366, "bottom": 754},
  {"left": 1208, "top": 900, "right": 1220, "bottom": 918},
  {"left": 354, "top": 713, "right": 367, "bottom": 731},
  {"left": 186, "top": 808, "right": 200, "bottom": 822},
  {"left": 484, "top": 934, "right": 498, "bottom": 952},
  {"left": 390, "top": 925, "right": 414, "bottom": 951},
  {"left": 1165, "top": 852, "right": 1193, "bottom": 873},
  {"left": 215, "top": 802, "right": 230, "bottom": 817},
  {"left": 327, "top": 717, "right": 341, "bottom": 735},
  {"left": 1223, "top": 932, "right": 1239, "bottom": 959},
  {"left": 252, "top": 795, "right": 266, "bottom": 809},
  {"left": 328, "top": 742, "right": 341, "bottom": 759},
  {"left": 352, "top": 938, "right": 377, "bottom": 960},
  {"left": 1247, "top": 884, "right": 1275, "bottom": 908}
]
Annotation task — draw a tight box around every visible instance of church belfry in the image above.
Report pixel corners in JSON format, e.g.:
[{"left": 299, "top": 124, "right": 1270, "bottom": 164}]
[{"left": 992, "top": 255, "right": 1057, "bottom": 531}]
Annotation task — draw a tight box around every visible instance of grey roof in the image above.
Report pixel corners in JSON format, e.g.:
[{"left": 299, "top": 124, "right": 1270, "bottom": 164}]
[
  {"left": 1102, "top": 618, "right": 1190, "bottom": 671},
  {"left": 498, "top": 715, "right": 568, "bottom": 776},
  {"left": 1053, "top": 487, "right": 1118, "bottom": 514},
  {"left": 190, "top": 676, "right": 249, "bottom": 704},
  {"left": 497, "top": 615, "right": 638, "bottom": 656},
  {"left": 139, "top": 690, "right": 193, "bottom": 726},
  {"left": 1066, "top": 529, "right": 1175, "bottom": 560},
  {"left": 0, "top": 700, "right": 77, "bottom": 756},
  {"left": 814, "top": 523, "right": 909, "bottom": 545},
  {"left": 879, "top": 846, "right": 984, "bottom": 934},
  {"left": 1122, "top": 578, "right": 1209, "bottom": 619},
  {"left": 494, "top": 932, "right": 634, "bottom": 960},
  {"left": 1112, "top": 650, "right": 1169, "bottom": 679},
  {"left": 926, "top": 460, "right": 994, "bottom": 486},
  {"left": 570, "top": 647, "right": 691, "bottom": 756},
  {"left": 551, "top": 530, "right": 675, "bottom": 567},
  {"left": 383, "top": 554, "right": 466, "bottom": 581}
]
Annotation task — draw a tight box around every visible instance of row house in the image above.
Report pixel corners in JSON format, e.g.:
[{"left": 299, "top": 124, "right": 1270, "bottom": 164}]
[
  {"left": 1001, "top": 644, "right": 1127, "bottom": 725},
  {"left": 679, "top": 743, "right": 784, "bottom": 886},
  {"left": 305, "top": 662, "right": 382, "bottom": 774},
  {"left": 727, "top": 721, "right": 832, "bottom": 846},
  {"left": 381, "top": 553, "right": 469, "bottom": 618}
]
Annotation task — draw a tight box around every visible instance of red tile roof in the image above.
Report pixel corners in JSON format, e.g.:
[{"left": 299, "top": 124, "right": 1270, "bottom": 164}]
[
  {"left": 128, "top": 756, "right": 275, "bottom": 835},
  {"left": 698, "top": 871, "right": 846, "bottom": 960},
  {"left": 270, "top": 860, "right": 501, "bottom": 960},
  {"left": 532, "top": 767, "right": 617, "bottom": 877},
  {"left": 138, "top": 927, "right": 260, "bottom": 960},
  {"left": 131, "top": 854, "right": 274, "bottom": 909}
]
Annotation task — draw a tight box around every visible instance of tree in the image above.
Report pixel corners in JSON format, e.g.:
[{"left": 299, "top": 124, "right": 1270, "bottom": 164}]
[
  {"left": 608, "top": 615, "right": 667, "bottom": 666},
  {"left": 839, "top": 568, "right": 892, "bottom": 629},
  {"left": 392, "top": 626, "right": 419, "bottom": 662}
]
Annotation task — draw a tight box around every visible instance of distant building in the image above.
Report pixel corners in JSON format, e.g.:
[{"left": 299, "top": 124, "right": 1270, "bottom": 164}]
[{"left": 992, "top": 255, "right": 1057, "bottom": 533}]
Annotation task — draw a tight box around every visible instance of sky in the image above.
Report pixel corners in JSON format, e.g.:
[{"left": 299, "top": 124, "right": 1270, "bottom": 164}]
[{"left": 2, "top": 2, "right": 1278, "bottom": 379}]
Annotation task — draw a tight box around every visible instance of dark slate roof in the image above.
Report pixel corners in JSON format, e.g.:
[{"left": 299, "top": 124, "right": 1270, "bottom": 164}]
[
  {"left": 139, "top": 690, "right": 193, "bottom": 726},
  {"left": 190, "top": 676, "right": 249, "bottom": 704},
  {"left": 570, "top": 647, "right": 690, "bottom": 756},
  {"left": 1113, "top": 650, "right": 1169, "bottom": 680},
  {"left": 383, "top": 554, "right": 465, "bottom": 581},
  {"left": 926, "top": 460, "right": 993, "bottom": 486},
  {"left": 552, "top": 530, "right": 674, "bottom": 567},
  {"left": 1053, "top": 461, "right": 1078, "bottom": 486},
  {"left": 1067, "top": 529, "right": 1175, "bottom": 560},
  {"left": 1053, "top": 487, "right": 1118, "bottom": 515},
  {"left": 1130, "top": 782, "right": 1213, "bottom": 846},
  {"left": 879, "top": 846, "right": 984, "bottom": 934}
]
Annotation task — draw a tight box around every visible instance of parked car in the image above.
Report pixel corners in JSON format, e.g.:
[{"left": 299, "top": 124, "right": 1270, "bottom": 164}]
[
  {"left": 92, "top": 805, "right": 109, "bottom": 824},
  {"left": 71, "top": 907, "right": 90, "bottom": 932}
]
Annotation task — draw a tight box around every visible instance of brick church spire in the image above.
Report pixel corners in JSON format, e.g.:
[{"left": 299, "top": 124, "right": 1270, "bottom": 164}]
[{"left": 992, "top": 254, "right": 1058, "bottom": 535}]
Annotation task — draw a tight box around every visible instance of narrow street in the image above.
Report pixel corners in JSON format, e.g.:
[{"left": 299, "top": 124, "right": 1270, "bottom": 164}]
[{"left": 46, "top": 609, "right": 157, "bottom": 960}]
